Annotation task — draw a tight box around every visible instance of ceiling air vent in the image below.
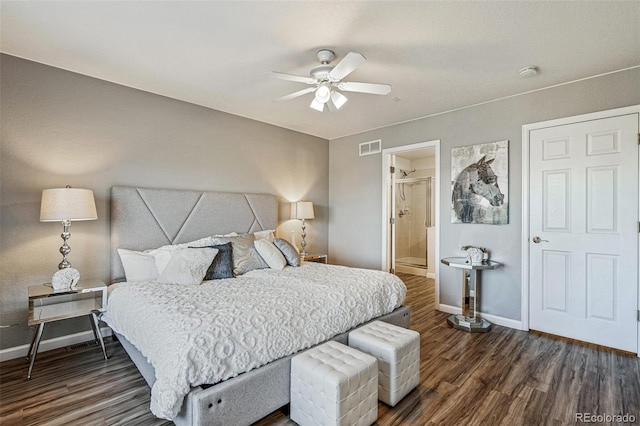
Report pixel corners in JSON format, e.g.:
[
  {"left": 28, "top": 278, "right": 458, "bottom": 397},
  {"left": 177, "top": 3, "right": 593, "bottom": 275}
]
[{"left": 359, "top": 139, "right": 381, "bottom": 156}]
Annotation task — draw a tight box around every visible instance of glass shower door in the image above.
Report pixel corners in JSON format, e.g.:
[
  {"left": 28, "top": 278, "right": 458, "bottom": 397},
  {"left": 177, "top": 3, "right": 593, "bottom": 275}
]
[{"left": 394, "top": 178, "right": 430, "bottom": 273}]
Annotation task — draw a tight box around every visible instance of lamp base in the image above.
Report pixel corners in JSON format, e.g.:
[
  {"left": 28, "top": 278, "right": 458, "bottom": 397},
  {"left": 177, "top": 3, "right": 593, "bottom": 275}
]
[
  {"left": 58, "top": 220, "right": 72, "bottom": 270},
  {"left": 300, "top": 219, "right": 309, "bottom": 258}
]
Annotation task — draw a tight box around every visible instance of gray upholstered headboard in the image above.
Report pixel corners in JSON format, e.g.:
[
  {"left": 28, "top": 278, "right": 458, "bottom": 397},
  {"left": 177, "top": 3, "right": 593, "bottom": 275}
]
[{"left": 110, "top": 186, "right": 278, "bottom": 283}]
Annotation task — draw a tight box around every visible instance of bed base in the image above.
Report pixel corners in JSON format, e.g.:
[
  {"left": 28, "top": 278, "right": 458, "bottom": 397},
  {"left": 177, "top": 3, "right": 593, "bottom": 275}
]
[{"left": 115, "top": 305, "right": 410, "bottom": 426}]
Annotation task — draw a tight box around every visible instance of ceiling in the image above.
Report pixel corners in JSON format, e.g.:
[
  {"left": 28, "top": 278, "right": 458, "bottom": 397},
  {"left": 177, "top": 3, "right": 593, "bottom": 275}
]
[{"left": 2, "top": 1, "right": 639, "bottom": 140}]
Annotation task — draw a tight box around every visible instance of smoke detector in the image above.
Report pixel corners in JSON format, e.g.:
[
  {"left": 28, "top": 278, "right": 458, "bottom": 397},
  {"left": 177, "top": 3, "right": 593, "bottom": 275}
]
[{"left": 519, "top": 65, "right": 539, "bottom": 78}]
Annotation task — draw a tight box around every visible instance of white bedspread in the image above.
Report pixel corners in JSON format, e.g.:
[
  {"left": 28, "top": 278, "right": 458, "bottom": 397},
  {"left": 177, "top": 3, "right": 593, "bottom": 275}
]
[{"left": 103, "top": 263, "right": 406, "bottom": 420}]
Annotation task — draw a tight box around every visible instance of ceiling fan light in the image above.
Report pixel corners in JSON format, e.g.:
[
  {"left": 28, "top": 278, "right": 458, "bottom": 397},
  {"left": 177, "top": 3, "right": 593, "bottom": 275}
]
[
  {"left": 310, "top": 98, "right": 325, "bottom": 112},
  {"left": 315, "top": 83, "right": 331, "bottom": 103},
  {"left": 331, "top": 91, "right": 348, "bottom": 110}
]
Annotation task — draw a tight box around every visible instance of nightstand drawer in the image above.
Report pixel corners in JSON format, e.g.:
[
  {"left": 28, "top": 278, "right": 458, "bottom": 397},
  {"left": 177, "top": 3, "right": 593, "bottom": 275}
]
[
  {"left": 302, "top": 254, "right": 328, "bottom": 264},
  {"left": 28, "top": 279, "right": 107, "bottom": 325},
  {"left": 30, "top": 295, "right": 104, "bottom": 325}
]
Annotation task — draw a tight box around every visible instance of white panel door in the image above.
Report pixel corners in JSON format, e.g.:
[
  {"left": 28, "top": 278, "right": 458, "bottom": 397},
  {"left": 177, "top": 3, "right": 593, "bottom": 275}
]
[{"left": 529, "top": 113, "right": 638, "bottom": 352}]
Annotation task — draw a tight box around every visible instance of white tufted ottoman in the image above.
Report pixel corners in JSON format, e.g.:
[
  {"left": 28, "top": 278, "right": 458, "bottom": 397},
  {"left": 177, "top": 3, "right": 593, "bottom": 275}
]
[
  {"left": 348, "top": 321, "right": 420, "bottom": 407},
  {"left": 290, "top": 340, "right": 378, "bottom": 426}
]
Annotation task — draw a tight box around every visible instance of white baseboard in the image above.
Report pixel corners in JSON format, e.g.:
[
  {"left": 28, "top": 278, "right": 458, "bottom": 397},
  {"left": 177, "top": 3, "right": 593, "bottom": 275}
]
[
  {"left": 438, "top": 303, "right": 461, "bottom": 316},
  {"left": 437, "top": 304, "right": 524, "bottom": 330},
  {"left": 0, "top": 327, "right": 112, "bottom": 363}
]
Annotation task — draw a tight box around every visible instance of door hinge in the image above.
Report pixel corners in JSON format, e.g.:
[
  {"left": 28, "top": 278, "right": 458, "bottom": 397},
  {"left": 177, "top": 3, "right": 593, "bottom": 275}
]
[
  {"left": 637, "top": 133, "right": 640, "bottom": 145},
  {"left": 638, "top": 221, "right": 640, "bottom": 233},
  {"left": 637, "top": 310, "right": 640, "bottom": 322},
  {"left": 390, "top": 166, "right": 395, "bottom": 174},
  {"left": 390, "top": 217, "right": 395, "bottom": 225},
  {"left": 390, "top": 268, "right": 395, "bottom": 274}
]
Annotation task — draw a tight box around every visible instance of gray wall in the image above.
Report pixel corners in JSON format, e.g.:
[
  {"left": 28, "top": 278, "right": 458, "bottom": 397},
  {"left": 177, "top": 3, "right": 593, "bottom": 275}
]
[
  {"left": 0, "top": 54, "right": 329, "bottom": 350},
  {"left": 328, "top": 68, "right": 640, "bottom": 322}
]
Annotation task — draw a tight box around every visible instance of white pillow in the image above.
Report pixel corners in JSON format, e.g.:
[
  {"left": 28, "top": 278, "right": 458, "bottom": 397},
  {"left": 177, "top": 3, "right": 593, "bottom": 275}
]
[
  {"left": 215, "top": 232, "right": 238, "bottom": 237},
  {"left": 254, "top": 239, "right": 287, "bottom": 270},
  {"left": 173, "top": 236, "right": 215, "bottom": 248},
  {"left": 119, "top": 235, "right": 240, "bottom": 282},
  {"left": 157, "top": 247, "right": 218, "bottom": 285},
  {"left": 117, "top": 248, "right": 171, "bottom": 282},
  {"left": 143, "top": 237, "right": 216, "bottom": 273},
  {"left": 254, "top": 230, "right": 275, "bottom": 242}
]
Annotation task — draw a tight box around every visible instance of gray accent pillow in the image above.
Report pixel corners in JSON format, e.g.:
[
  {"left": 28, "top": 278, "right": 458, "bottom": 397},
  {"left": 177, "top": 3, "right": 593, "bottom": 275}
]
[
  {"left": 191, "top": 242, "right": 234, "bottom": 280},
  {"left": 273, "top": 238, "right": 301, "bottom": 267},
  {"left": 211, "top": 233, "right": 269, "bottom": 275}
]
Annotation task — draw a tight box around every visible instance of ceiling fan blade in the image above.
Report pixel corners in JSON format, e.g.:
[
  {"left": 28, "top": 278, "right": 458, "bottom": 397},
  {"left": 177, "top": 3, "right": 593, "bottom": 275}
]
[
  {"left": 269, "top": 71, "right": 316, "bottom": 85},
  {"left": 331, "top": 91, "right": 348, "bottom": 110},
  {"left": 274, "top": 87, "right": 317, "bottom": 102},
  {"left": 338, "top": 81, "right": 391, "bottom": 95},
  {"left": 328, "top": 52, "right": 366, "bottom": 81}
]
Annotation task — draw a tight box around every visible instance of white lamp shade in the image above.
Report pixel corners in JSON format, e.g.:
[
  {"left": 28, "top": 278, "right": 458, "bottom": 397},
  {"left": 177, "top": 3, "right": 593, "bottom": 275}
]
[
  {"left": 40, "top": 188, "right": 98, "bottom": 222},
  {"left": 310, "top": 98, "right": 325, "bottom": 112},
  {"left": 291, "top": 201, "right": 315, "bottom": 220},
  {"left": 315, "top": 83, "right": 331, "bottom": 104},
  {"left": 331, "top": 91, "right": 348, "bottom": 110}
]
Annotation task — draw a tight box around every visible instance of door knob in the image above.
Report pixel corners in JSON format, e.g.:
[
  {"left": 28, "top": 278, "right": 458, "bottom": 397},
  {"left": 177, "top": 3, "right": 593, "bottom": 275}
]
[{"left": 532, "top": 236, "right": 549, "bottom": 244}]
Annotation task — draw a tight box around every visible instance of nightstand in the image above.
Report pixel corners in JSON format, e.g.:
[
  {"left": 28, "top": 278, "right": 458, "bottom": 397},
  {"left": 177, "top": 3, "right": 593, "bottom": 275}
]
[
  {"left": 302, "top": 254, "right": 328, "bottom": 264},
  {"left": 27, "top": 279, "right": 108, "bottom": 379}
]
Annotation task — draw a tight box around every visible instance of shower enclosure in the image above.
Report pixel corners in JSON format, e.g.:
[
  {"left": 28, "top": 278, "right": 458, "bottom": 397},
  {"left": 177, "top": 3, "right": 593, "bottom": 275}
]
[{"left": 394, "top": 173, "right": 436, "bottom": 276}]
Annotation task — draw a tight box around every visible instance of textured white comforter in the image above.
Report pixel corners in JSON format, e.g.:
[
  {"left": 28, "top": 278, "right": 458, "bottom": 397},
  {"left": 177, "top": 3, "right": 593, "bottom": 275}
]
[{"left": 103, "top": 262, "right": 406, "bottom": 420}]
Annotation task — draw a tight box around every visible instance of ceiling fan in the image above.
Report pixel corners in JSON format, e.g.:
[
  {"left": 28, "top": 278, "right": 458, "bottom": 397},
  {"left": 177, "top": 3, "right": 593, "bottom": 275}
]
[{"left": 270, "top": 49, "right": 391, "bottom": 112}]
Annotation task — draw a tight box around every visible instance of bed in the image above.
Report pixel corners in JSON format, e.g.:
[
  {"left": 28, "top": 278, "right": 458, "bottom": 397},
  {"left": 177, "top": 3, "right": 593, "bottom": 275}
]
[{"left": 105, "top": 186, "right": 411, "bottom": 426}]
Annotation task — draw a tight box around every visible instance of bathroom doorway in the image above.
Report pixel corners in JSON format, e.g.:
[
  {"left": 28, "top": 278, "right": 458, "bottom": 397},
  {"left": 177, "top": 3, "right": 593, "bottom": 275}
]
[{"left": 382, "top": 140, "right": 440, "bottom": 280}]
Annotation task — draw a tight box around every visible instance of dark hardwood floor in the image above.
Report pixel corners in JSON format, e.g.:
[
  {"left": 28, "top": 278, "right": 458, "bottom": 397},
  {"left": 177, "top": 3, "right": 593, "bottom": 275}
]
[{"left": 1, "top": 273, "right": 638, "bottom": 425}]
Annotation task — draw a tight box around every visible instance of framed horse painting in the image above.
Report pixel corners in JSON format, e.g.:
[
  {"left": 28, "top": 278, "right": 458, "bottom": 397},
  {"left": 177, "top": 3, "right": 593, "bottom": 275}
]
[{"left": 451, "top": 140, "right": 508, "bottom": 224}]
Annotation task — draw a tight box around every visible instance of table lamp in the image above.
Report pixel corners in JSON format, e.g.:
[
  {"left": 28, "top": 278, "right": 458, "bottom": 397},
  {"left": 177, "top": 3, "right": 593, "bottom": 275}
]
[
  {"left": 40, "top": 186, "right": 97, "bottom": 269},
  {"left": 291, "top": 201, "right": 314, "bottom": 256}
]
